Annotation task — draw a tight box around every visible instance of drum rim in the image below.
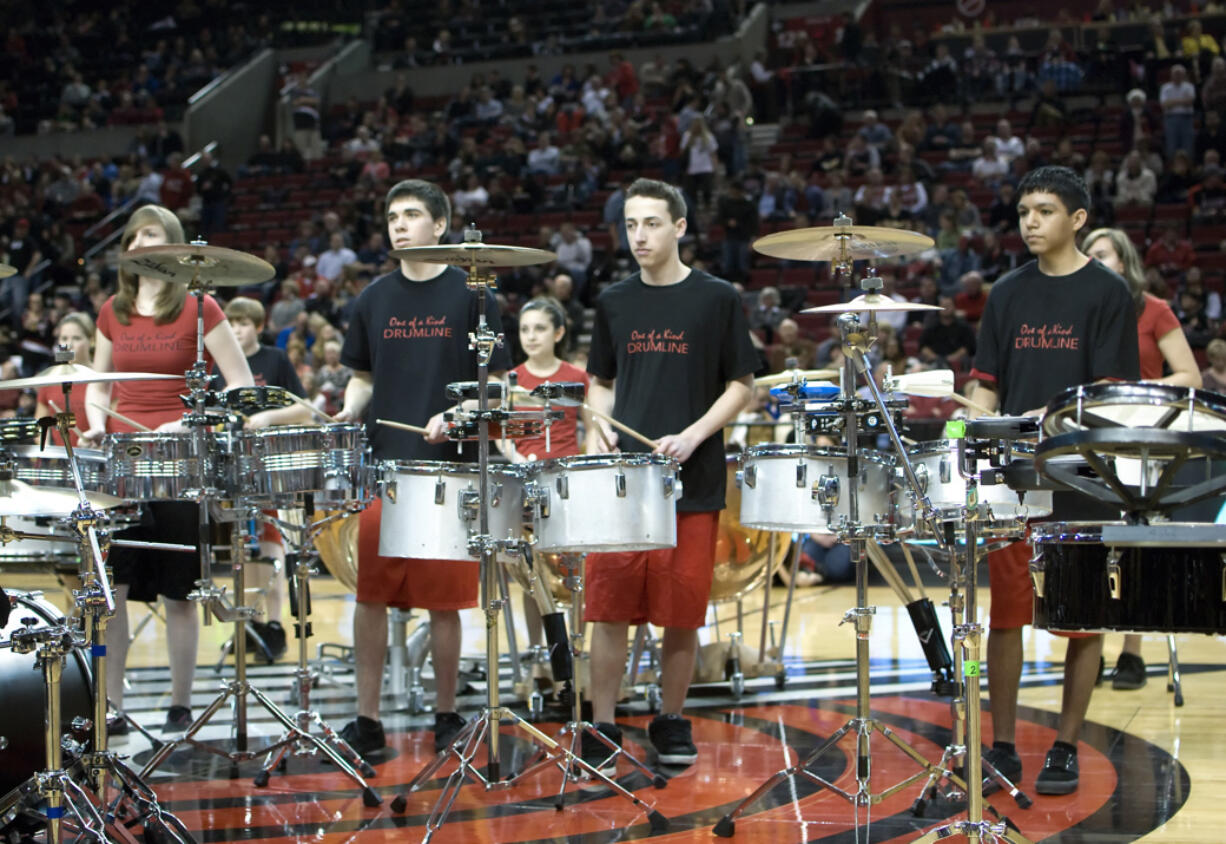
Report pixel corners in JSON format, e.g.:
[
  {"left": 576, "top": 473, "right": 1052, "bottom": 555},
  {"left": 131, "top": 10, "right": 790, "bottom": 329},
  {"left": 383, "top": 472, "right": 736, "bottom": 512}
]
[
  {"left": 533, "top": 452, "right": 680, "bottom": 472},
  {"left": 378, "top": 459, "right": 523, "bottom": 478},
  {"left": 742, "top": 442, "right": 896, "bottom": 466},
  {"left": 1042, "top": 382, "right": 1226, "bottom": 436},
  {"left": 233, "top": 422, "right": 365, "bottom": 438},
  {"left": 9, "top": 444, "right": 108, "bottom": 462}
]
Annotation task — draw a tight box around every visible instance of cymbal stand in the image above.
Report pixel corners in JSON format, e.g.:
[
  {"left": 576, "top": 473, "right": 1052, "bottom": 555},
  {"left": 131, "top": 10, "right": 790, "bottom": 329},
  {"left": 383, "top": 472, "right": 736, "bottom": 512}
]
[
  {"left": 715, "top": 307, "right": 953, "bottom": 838},
  {"left": 389, "top": 229, "right": 668, "bottom": 840},
  {"left": 908, "top": 433, "right": 1033, "bottom": 844}
]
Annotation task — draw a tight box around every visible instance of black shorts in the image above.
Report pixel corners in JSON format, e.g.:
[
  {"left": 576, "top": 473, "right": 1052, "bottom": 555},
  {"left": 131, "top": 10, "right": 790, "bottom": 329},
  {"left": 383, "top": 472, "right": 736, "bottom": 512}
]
[{"left": 109, "top": 501, "right": 202, "bottom": 603}]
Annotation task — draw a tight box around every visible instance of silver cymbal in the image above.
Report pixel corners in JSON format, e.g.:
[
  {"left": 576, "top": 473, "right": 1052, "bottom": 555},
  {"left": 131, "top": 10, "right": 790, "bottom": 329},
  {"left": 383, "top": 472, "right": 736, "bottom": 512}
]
[
  {"left": 0, "top": 363, "right": 179, "bottom": 392},
  {"left": 119, "top": 244, "right": 276, "bottom": 286},
  {"left": 0, "top": 480, "right": 123, "bottom": 516},
  {"left": 390, "top": 243, "right": 557, "bottom": 267},
  {"left": 754, "top": 225, "right": 935, "bottom": 262},
  {"left": 803, "top": 293, "right": 943, "bottom": 314}
]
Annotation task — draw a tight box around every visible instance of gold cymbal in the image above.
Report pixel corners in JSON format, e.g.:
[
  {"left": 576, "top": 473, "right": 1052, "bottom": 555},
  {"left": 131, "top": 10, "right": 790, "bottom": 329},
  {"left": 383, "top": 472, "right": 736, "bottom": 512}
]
[
  {"left": 754, "top": 225, "right": 935, "bottom": 262},
  {"left": 0, "top": 262, "right": 16, "bottom": 279},
  {"left": 803, "top": 293, "right": 943, "bottom": 314},
  {"left": 0, "top": 479, "right": 123, "bottom": 516},
  {"left": 390, "top": 243, "right": 557, "bottom": 267},
  {"left": 753, "top": 368, "right": 839, "bottom": 387},
  {"left": 119, "top": 244, "right": 276, "bottom": 286},
  {"left": 0, "top": 362, "right": 180, "bottom": 392}
]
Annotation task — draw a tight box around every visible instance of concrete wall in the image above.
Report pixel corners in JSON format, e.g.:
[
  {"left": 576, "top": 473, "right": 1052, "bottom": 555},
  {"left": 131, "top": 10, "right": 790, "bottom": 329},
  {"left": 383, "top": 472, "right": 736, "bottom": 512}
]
[
  {"left": 0, "top": 125, "right": 181, "bottom": 163},
  {"left": 184, "top": 49, "right": 279, "bottom": 171}
]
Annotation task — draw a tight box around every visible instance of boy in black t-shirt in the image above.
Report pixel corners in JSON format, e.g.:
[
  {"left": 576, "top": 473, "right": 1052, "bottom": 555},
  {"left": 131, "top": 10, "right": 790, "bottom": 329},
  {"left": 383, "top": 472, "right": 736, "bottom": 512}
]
[
  {"left": 583, "top": 179, "right": 759, "bottom": 771},
  {"left": 218, "top": 297, "right": 313, "bottom": 661},
  {"left": 968, "top": 166, "right": 1139, "bottom": 796}
]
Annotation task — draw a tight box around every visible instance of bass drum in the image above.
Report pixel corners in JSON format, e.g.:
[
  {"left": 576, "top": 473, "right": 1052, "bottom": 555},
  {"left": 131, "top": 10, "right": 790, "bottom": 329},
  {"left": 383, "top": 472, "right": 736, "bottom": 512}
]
[
  {"left": 712, "top": 453, "right": 791, "bottom": 603},
  {"left": 304, "top": 508, "right": 359, "bottom": 593},
  {"left": 0, "top": 592, "right": 93, "bottom": 800}
]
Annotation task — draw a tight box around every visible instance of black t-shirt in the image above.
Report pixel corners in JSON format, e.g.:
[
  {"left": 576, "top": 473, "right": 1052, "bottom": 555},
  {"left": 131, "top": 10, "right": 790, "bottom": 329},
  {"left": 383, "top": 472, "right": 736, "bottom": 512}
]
[
  {"left": 341, "top": 265, "right": 508, "bottom": 461},
  {"left": 213, "top": 344, "right": 304, "bottom": 396},
  {"left": 972, "top": 258, "right": 1139, "bottom": 416},
  {"left": 587, "top": 269, "right": 759, "bottom": 512},
  {"left": 920, "top": 317, "right": 976, "bottom": 357}
]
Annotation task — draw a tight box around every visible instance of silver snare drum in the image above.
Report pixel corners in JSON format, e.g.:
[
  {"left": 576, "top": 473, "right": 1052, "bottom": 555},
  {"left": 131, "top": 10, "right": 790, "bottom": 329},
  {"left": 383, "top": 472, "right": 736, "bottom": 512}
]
[
  {"left": 739, "top": 444, "right": 895, "bottom": 533},
  {"left": 377, "top": 461, "right": 524, "bottom": 560},
  {"left": 104, "top": 432, "right": 219, "bottom": 501},
  {"left": 233, "top": 424, "right": 371, "bottom": 508},
  {"left": 528, "top": 453, "right": 681, "bottom": 553},
  {"left": 903, "top": 439, "right": 1052, "bottom": 537}
]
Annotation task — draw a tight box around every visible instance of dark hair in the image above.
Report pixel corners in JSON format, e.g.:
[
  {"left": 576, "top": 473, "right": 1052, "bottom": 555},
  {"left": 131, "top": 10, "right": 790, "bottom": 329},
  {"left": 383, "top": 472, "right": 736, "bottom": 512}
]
[
  {"left": 385, "top": 179, "right": 451, "bottom": 234},
  {"left": 114, "top": 205, "right": 188, "bottom": 325},
  {"left": 626, "top": 177, "right": 688, "bottom": 222},
  {"left": 1016, "top": 165, "right": 1091, "bottom": 215},
  {"left": 520, "top": 296, "right": 568, "bottom": 359}
]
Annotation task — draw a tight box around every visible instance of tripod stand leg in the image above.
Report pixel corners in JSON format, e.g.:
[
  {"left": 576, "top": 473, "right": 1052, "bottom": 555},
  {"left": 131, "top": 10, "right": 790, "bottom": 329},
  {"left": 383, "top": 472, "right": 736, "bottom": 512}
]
[{"left": 1167, "top": 634, "right": 1184, "bottom": 706}]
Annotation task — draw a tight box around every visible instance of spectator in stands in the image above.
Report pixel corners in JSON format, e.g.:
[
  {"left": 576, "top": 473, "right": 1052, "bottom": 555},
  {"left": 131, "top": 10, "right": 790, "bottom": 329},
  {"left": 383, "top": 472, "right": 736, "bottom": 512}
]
[
  {"left": 681, "top": 115, "right": 719, "bottom": 209},
  {"left": 935, "top": 211, "right": 960, "bottom": 251},
  {"left": 1198, "top": 108, "right": 1226, "bottom": 162},
  {"left": 895, "top": 141, "right": 935, "bottom": 183},
  {"left": 857, "top": 109, "right": 893, "bottom": 154},
  {"left": 1037, "top": 31, "right": 1084, "bottom": 92},
  {"left": 135, "top": 159, "right": 163, "bottom": 206},
  {"left": 921, "top": 104, "right": 962, "bottom": 152},
  {"left": 1177, "top": 291, "right": 1214, "bottom": 348},
  {"left": 68, "top": 181, "right": 107, "bottom": 225},
  {"left": 1119, "top": 88, "right": 1158, "bottom": 148},
  {"left": 1194, "top": 163, "right": 1226, "bottom": 222},
  {"left": 544, "top": 273, "right": 585, "bottom": 355},
  {"left": 717, "top": 181, "right": 757, "bottom": 283},
  {"left": 768, "top": 318, "right": 818, "bottom": 372},
  {"left": 820, "top": 170, "right": 853, "bottom": 219},
  {"left": 853, "top": 168, "right": 889, "bottom": 225},
  {"left": 148, "top": 122, "right": 184, "bottom": 168},
  {"left": 919, "top": 294, "right": 976, "bottom": 368},
  {"left": 759, "top": 172, "right": 797, "bottom": 221},
  {"left": 1203, "top": 57, "right": 1226, "bottom": 114},
  {"left": 315, "top": 339, "right": 351, "bottom": 417},
  {"left": 972, "top": 138, "right": 1009, "bottom": 186},
  {"left": 1181, "top": 267, "right": 1222, "bottom": 322},
  {"left": 1084, "top": 149, "right": 1116, "bottom": 215},
  {"left": 473, "top": 86, "right": 503, "bottom": 125},
  {"left": 923, "top": 43, "right": 959, "bottom": 96},
  {"left": 1158, "top": 150, "right": 1196, "bottom": 203},
  {"left": 196, "top": 152, "right": 232, "bottom": 236},
  {"left": 979, "top": 230, "right": 1014, "bottom": 282},
  {"left": 889, "top": 166, "right": 928, "bottom": 215},
  {"left": 844, "top": 132, "right": 881, "bottom": 177},
  {"left": 2, "top": 218, "right": 40, "bottom": 328},
  {"left": 1160, "top": 64, "right": 1197, "bottom": 161},
  {"left": 1201, "top": 338, "right": 1226, "bottom": 392},
  {"left": 245, "top": 135, "right": 279, "bottom": 176},
  {"left": 343, "top": 126, "right": 380, "bottom": 164},
  {"left": 749, "top": 286, "right": 787, "bottom": 344},
  {"left": 950, "top": 188, "right": 983, "bottom": 232},
  {"left": 940, "top": 235, "right": 982, "bottom": 291},
  {"left": 1029, "top": 79, "right": 1069, "bottom": 130},
  {"left": 909, "top": 276, "right": 941, "bottom": 323},
  {"left": 748, "top": 51, "right": 779, "bottom": 122},
  {"left": 943, "top": 119, "right": 982, "bottom": 173},
  {"left": 1115, "top": 150, "right": 1157, "bottom": 207},
  {"left": 316, "top": 233, "right": 357, "bottom": 284},
  {"left": 991, "top": 119, "right": 1025, "bottom": 165},
  {"left": 451, "top": 172, "right": 489, "bottom": 219},
  {"left": 876, "top": 272, "right": 910, "bottom": 334},
  {"left": 996, "top": 36, "right": 1032, "bottom": 101},
  {"left": 159, "top": 153, "right": 193, "bottom": 214},
  {"left": 527, "top": 131, "right": 561, "bottom": 176},
  {"left": 1182, "top": 19, "right": 1220, "bottom": 81},
  {"left": 954, "top": 270, "right": 988, "bottom": 323},
  {"left": 878, "top": 191, "right": 913, "bottom": 230},
  {"left": 550, "top": 222, "right": 593, "bottom": 293},
  {"left": 269, "top": 280, "right": 305, "bottom": 334},
  {"left": 288, "top": 73, "right": 324, "bottom": 162},
  {"left": 59, "top": 72, "right": 91, "bottom": 123}
]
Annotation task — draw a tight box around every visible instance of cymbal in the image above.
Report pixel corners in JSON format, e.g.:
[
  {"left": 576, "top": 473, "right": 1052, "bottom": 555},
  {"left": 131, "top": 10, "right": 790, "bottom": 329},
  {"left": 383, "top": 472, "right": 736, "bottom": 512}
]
[
  {"left": 754, "top": 368, "right": 839, "bottom": 387},
  {"left": 753, "top": 225, "right": 935, "bottom": 262},
  {"left": 0, "top": 262, "right": 15, "bottom": 279},
  {"left": 119, "top": 244, "right": 276, "bottom": 286},
  {"left": 0, "top": 479, "right": 123, "bottom": 516},
  {"left": 803, "top": 293, "right": 942, "bottom": 314},
  {"left": 390, "top": 243, "right": 557, "bottom": 267},
  {"left": 0, "top": 362, "right": 180, "bottom": 392}
]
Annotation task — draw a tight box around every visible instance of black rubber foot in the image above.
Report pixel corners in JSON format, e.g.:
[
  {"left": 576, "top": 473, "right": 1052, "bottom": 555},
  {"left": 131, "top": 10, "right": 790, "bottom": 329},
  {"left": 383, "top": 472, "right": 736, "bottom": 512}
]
[
  {"left": 1016, "top": 792, "right": 1033, "bottom": 809},
  {"left": 912, "top": 798, "right": 928, "bottom": 817},
  {"left": 390, "top": 795, "right": 408, "bottom": 813},
  {"left": 647, "top": 811, "right": 669, "bottom": 834},
  {"left": 362, "top": 787, "right": 382, "bottom": 808},
  {"left": 652, "top": 773, "right": 668, "bottom": 789},
  {"left": 1003, "top": 815, "right": 1021, "bottom": 833},
  {"left": 1175, "top": 692, "right": 1185, "bottom": 707},
  {"left": 253, "top": 769, "right": 270, "bottom": 788},
  {"left": 713, "top": 816, "right": 735, "bottom": 837},
  {"left": 1167, "top": 682, "right": 1175, "bottom": 692},
  {"left": 360, "top": 762, "right": 376, "bottom": 778}
]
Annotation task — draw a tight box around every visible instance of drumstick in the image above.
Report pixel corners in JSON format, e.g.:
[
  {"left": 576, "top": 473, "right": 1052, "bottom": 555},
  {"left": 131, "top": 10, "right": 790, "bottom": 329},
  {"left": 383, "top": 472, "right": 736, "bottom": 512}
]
[
  {"left": 582, "top": 404, "right": 660, "bottom": 450},
  {"left": 287, "top": 391, "right": 339, "bottom": 423},
  {"left": 900, "top": 541, "right": 926, "bottom": 601},
  {"left": 376, "top": 417, "right": 430, "bottom": 436},
  {"left": 46, "top": 399, "right": 85, "bottom": 440},
  {"left": 950, "top": 392, "right": 999, "bottom": 418},
  {"left": 89, "top": 402, "right": 153, "bottom": 433},
  {"left": 865, "top": 540, "right": 914, "bottom": 604}
]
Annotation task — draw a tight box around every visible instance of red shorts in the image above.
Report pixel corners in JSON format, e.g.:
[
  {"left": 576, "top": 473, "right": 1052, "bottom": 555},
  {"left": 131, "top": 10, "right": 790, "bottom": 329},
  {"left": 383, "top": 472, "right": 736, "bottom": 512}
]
[
  {"left": 585, "top": 511, "right": 720, "bottom": 630},
  {"left": 988, "top": 539, "right": 1095, "bottom": 639},
  {"left": 355, "top": 496, "right": 479, "bottom": 611},
  {"left": 259, "top": 510, "right": 282, "bottom": 546}
]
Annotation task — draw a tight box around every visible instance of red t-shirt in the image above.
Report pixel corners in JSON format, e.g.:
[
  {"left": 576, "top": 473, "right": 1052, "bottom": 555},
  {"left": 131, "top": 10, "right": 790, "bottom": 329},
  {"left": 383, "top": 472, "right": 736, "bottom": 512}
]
[
  {"left": 37, "top": 381, "right": 90, "bottom": 446},
  {"left": 96, "top": 294, "right": 226, "bottom": 430},
  {"left": 1136, "top": 293, "right": 1182, "bottom": 380},
  {"left": 510, "top": 360, "right": 589, "bottom": 460},
  {"left": 955, "top": 289, "right": 988, "bottom": 323}
]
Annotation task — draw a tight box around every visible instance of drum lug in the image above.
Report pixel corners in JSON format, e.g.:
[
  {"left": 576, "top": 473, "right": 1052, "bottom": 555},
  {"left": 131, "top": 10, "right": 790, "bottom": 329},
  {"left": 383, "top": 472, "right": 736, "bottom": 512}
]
[
  {"left": 939, "top": 456, "right": 951, "bottom": 485},
  {"left": 537, "top": 484, "right": 551, "bottom": 519},
  {"left": 458, "top": 488, "right": 478, "bottom": 523},
  {"left": 794, "top": 462, "right": 807, "bottom": 488},
  {"left": 1029, "top": 549, "right": 1045, "bottom": 598},
  {"left": 814, "top": 473, "right": 840, "bottom": 509},
  {"left": 384, "top": 478, "right": 397, "bottom": 503},
  {"left": 434, "top": 477, "right": 446, "bottom": 505},
  {"left": 663, "top": 473, "right": 677, "bottom": 498},
  {"left": 1221, "top": 553, "right": 1226, "bottom": 602},
  {"left": 556, "top": 474, "right": 569, "bottom": 499},
  {"left": 615, "top": 469, "right": 627, "bottom": 498},
  {"left": 743, "top": 465, "right": 756, "bottom": 489},
  {"left": 1107, "top": 548, "right": 1123, "bottom": 600},
  {"left": 490, "top": 482, "right": 503, "bottom": 508}
]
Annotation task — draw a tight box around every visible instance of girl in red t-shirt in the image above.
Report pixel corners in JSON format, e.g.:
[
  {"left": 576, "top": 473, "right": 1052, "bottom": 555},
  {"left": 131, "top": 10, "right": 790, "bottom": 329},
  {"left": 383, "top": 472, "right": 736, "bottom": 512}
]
[{"left": 80, "top": 204, "right": 254, "bottom": 735}]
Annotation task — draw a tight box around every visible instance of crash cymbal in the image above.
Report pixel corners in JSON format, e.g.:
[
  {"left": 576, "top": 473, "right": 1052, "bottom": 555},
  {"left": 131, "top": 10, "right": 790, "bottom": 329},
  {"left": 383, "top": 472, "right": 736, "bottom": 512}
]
[
  {"left": 753, "top": 225, "right": 935, "bottom": 262},
  {"left": 803, "top": 293, "right": 943, "bottom": 314},
  {"left": 119, "top": 244, "right": 276, "bottom": 286},
  {"left": 753, "top": 368, "right": 839, "bottom": 387},
  {"left": 0, "top": 479, "right": 122, "bottom": 516},
  {"left": 0, "top": 262, "right": 16, "bottom": 279},
  {"left": 0, "top": 362, "right": 179, "bottom": 392},
  {"left": 390, "top": 243, "right": 557, "bottom": 267}
]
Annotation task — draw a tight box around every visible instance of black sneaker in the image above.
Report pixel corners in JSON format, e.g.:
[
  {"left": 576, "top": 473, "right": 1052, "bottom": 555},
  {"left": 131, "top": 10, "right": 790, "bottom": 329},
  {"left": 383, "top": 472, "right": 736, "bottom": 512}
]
[
  {"left": 1035, "top": 745, "right": 1079, "bottom": 795},
  {"left": 339, "top": 716, "right": 387, "bottom": 758},
  {"left": 162, "top": 706, "right": 193, "bottom": 735},
  {"left": 433, "top": 712, "right": 467, "bottom": 753},
  {"left": 1111, "top": 652, "right": 1147, "bottom": 690},
  {"left": 981, "top": 745, "right": 1022, "bottom": 794},
  {"left": 248, "top": 620, "right": 288, "bottom": 662},
  {"left": 648, "top": 714, "right": 698, "bottom": 766},
  {"left": 577, "top": 722, "right": 622, "bottom": 777}
]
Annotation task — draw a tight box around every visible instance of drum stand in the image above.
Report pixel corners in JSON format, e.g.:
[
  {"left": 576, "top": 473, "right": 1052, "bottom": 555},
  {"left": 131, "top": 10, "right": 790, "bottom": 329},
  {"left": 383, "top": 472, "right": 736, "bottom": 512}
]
[
  {"left": 715, "top": 310, "right": 960, "bottom": 838},
  {"left": 388, "top": 240, "right": 668, "bottom": 841}
]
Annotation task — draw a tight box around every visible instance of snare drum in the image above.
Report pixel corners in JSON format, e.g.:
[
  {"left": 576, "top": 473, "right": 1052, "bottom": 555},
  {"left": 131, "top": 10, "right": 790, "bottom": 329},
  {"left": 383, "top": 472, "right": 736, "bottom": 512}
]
[
  {"left": 527, "top": 453, "right": 681, "bottom": 553},
  {"left": 377, "top": 461, "right": 524, "bottom": 560},
  {"left": 1031, "top": 522, "right": 1226, "bottom": 634},
  {"left": 104, "top": 432, "right": 219, "bottom": 501},
  {"left": 738, "top": 444, "right": 894, "bottom": 533},
  {"left": 232, "top": 424, "right": 371, "bottom": 508},
  {"left": 902, "top": 440, "right": 1052, "bottom": 537}
]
